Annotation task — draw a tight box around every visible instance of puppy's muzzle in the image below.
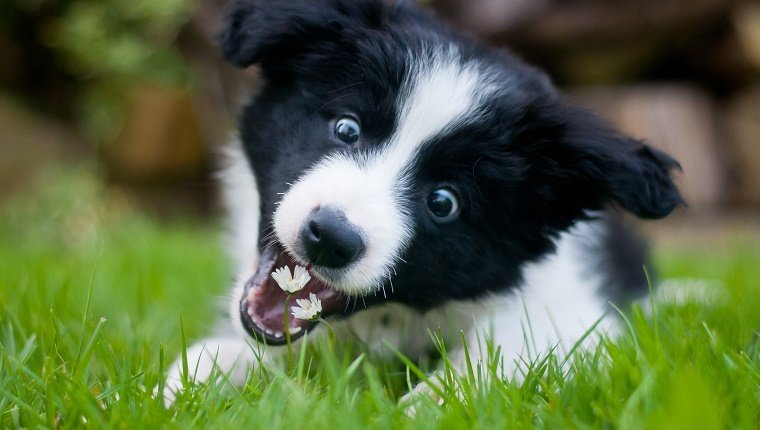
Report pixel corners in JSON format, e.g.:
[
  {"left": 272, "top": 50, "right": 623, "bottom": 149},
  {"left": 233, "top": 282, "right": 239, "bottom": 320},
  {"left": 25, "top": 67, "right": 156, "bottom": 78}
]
[{"left": 300, "top": 207, "right": 365, "bottom": 269}]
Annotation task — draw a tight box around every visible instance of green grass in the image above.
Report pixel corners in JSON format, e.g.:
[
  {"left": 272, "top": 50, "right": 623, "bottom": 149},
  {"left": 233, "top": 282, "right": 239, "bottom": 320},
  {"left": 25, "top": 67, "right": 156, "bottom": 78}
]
[{"left": 1, "top": 167, "right": 759, "bottom": 428}]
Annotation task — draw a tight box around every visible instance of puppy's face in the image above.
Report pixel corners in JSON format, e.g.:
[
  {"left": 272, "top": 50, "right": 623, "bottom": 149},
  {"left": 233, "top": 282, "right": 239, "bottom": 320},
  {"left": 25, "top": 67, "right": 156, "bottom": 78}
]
[{"left": 223, "top": 0, "right": 682, "bottom": 344}]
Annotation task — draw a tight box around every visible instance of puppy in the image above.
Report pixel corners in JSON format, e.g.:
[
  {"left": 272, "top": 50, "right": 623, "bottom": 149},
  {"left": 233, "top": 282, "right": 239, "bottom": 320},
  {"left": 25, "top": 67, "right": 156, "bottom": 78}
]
[{"left": 165, "top": 0, "right": 682, "bottom": 402}]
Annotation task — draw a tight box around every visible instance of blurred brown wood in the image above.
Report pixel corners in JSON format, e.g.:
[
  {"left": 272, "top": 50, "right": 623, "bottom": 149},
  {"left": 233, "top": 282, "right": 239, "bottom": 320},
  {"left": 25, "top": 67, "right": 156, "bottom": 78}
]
[
  {"left": 442, "top": 0, "right": 741, "bottom": 85},
  {"left": 721, "top": 86, "right": 760, "bottom": 207},
  {"left": 435, "top": 0, "right": 548, "bottom": 34},
  {"left": 0, "top": 34, "right": 23, "bottom": 87},
  {"left": 733, "top": 2, "right": 760, "bottom": 72},
  {"left": 0, "top": 94, "right": 82, "bottom": 199},
  {"left": 105, "top": 83, "right": 207, "bottom": 184},
  {"left": 494, "top": 0, "right": 734, "bottom": 44},
  {"left": 572, "top": 84, "right": 727, "bottom": 209}
]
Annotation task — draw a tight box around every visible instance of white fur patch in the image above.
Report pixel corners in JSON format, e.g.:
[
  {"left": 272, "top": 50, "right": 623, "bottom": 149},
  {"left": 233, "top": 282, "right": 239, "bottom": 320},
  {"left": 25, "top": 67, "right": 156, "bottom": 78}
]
[
  {"left": 218, "top": 140, "right": 265, "bottom": 338},
  {"left": 274, "top": 48, "right": 498, "bottom": 295},
  {"left": 448, "top": 220, "right": 614, "bottom": 376},
  {"left": 219, "top": 140, "right": 261, "bottom": 279}
]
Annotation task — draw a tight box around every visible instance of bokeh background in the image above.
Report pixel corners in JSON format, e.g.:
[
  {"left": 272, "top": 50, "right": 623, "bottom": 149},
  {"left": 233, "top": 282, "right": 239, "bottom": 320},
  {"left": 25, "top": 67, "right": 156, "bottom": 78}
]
[{"left": 1, "top": 0, "right": 759, "bottom": 242}]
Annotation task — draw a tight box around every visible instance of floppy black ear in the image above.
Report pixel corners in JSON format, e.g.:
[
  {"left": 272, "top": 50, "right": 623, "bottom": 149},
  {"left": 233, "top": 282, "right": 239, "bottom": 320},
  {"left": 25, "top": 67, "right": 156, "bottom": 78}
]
[
  {"left": 220, "top": 0, "right": 384, "bottom": 68},
  {"left": 519, "top": 103, "right": 684, "bottom": 220},
  {"left": 602, "top": 140, "right": 683, "bottom": 219}
]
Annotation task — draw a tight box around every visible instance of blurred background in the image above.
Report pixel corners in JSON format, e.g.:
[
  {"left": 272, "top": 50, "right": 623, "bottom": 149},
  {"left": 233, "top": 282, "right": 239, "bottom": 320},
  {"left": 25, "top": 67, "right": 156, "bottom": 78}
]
[{"left": 1, "top": 0, "right": 758, "bottom": 243}]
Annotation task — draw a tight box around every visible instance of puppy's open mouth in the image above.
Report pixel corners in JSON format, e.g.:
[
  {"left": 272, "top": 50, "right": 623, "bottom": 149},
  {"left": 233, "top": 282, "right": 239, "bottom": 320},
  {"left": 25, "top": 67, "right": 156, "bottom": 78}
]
[{"left": 239, "top": 243, "right": 348, "bottom": 345}]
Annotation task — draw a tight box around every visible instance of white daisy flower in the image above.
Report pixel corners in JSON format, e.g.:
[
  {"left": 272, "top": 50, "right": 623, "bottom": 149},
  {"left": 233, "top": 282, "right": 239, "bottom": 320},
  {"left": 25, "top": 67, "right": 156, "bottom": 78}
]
[
  {"left": 271, "top": 265, "right": 311, "bottom": 293},
  {"left": 291, "top": 293, "right": 322, "bottom": 321}
]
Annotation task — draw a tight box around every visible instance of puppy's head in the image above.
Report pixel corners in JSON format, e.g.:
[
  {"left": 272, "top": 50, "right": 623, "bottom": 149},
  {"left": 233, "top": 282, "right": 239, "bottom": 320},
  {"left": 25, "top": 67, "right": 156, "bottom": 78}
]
[{"left": 222, "top": 0, "right": 683, "bottom": 344}]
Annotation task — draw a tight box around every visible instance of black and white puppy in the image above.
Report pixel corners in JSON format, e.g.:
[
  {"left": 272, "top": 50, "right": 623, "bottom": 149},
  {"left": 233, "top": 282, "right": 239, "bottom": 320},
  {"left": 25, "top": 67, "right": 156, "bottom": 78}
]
[{"left": 166, "top": 0, "right": 682, "bottom": 399}]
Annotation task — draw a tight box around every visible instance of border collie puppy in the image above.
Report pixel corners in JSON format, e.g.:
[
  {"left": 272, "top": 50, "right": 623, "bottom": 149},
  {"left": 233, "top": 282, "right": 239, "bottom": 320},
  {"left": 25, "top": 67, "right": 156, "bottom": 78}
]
[{"left": 166, "top": 0, "right": 682, "bottom": 401}]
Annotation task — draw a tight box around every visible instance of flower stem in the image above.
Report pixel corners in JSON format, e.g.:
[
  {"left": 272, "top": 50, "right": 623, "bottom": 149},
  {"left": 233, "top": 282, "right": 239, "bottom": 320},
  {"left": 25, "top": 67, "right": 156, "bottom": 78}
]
[
  {"left": 284, "top": 293, "right": 293, "bottom": 369},
  {"left": 319, "top": 317, "right": 336, "bottom": 350}
]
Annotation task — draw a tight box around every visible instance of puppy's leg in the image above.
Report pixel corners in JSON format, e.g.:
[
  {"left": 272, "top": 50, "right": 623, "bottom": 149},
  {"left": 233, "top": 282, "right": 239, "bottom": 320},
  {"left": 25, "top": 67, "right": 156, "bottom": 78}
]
[
  {"left": 456, "top": 288, "right": 610, "bottom": 380},
  {"left": 162, "top": 280, "right": 276, "bottom": 404},
  {"left": 402, "top": 290, "right": 610, "bottom": 411},
  {"left": 162, "top": 336, "right": 269, "bottom": 404},
  {"left": 458, "top": 222, "right": 615, "bottom": 379}
]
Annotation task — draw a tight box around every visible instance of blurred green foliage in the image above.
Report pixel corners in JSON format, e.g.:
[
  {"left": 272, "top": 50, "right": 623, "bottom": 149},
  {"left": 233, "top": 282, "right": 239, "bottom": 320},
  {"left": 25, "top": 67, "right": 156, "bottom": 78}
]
[
  {"left": 52, "top": 0, "right": 196, "bottom": 85},
  {"left": 1, "top": 0, "right": 199, "bottom": 145},
  {"left": 51, "top": 0, "right": 198, "bottom": 144}
]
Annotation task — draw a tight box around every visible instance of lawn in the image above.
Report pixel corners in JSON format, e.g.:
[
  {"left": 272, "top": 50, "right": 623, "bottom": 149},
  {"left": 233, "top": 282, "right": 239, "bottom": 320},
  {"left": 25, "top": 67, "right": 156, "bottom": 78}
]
[{"left": 1, "top": 166, "right": 759, "bottom": 429}]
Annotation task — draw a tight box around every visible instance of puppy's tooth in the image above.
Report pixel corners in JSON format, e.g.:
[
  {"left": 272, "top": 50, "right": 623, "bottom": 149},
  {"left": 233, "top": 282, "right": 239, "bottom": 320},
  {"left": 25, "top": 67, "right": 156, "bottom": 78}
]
[
  {"left": 265, "top": 329, "right": 273, "bottom": 335},
  {"left": 274, "top": 331, "right": 284, "bottom": 338},
  {"left": 289, "top": 326, "right": 302, "bottom": 335},
  {"left": 247, "top": 308, "right": 254, "bottom": 317}
]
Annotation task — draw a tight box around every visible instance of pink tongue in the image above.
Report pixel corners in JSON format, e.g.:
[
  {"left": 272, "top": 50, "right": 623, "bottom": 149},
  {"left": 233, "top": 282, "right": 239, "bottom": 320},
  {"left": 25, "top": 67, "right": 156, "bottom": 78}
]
[{"left": 250, "top": 279, "right": 290, "bottom": 332}]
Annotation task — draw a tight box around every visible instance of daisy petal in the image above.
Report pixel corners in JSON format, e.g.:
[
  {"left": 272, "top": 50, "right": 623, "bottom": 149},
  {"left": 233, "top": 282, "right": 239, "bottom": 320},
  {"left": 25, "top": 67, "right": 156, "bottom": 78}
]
[
  {"left": 291, "top": 293, "right": 322, "bottom": 321},
  {"left": 271, "top": 264, "right": 311, "bottom": 293}
]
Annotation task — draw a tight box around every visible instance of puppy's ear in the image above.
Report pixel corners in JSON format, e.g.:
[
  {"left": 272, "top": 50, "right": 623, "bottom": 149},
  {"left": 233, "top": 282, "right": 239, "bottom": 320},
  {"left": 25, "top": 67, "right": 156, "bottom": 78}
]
[
  {"left": 220, "top": 0, "right": 383, "bottom": 68},
  {"left": 518, "top": 103, "right": 684, "bottom": 220}
]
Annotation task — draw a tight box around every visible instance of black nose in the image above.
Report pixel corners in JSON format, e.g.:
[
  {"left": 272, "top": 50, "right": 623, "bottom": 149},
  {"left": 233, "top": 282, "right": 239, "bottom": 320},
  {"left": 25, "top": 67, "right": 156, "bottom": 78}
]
[{"left": 300, "top": 207, "right": 365, "bottom": 269}]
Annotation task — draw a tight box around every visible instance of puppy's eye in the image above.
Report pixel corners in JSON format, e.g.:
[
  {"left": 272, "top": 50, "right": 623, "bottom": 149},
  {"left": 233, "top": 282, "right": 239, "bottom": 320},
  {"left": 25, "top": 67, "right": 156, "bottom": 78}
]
[
  {"left": 334, "top": 117, "right": 361, "bottom": 144},
  {"left": 427, "top": 188, "right": 460, "bottom": 222}
]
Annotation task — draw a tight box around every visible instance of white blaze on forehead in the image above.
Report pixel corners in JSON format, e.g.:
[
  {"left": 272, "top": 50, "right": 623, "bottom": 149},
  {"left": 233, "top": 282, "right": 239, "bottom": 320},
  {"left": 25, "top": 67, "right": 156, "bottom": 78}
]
[
  {"left": 378, "top": 50, "right": 486, "bottom": 172},
  {"left": 274, "top": 48, "right": 496, "bottom": 295}
]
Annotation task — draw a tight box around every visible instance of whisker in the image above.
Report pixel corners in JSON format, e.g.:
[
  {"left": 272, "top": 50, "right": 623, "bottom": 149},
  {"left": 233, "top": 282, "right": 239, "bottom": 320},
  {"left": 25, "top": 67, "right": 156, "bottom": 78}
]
[
  {"left": 312, "top": 93, "right": 353, "bottom": 116},
  {"left": 317, "top": 81, "right": 367, "bottom": 96}
]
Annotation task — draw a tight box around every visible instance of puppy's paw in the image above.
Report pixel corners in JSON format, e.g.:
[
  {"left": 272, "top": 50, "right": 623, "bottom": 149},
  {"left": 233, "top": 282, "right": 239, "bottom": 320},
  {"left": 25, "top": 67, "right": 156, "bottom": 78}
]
[
  {"left": 399, "top": 380, "right": 446, "bottom": 416},
  {"left": 159, "top": 337, "right": 260, "bottom": 407}
]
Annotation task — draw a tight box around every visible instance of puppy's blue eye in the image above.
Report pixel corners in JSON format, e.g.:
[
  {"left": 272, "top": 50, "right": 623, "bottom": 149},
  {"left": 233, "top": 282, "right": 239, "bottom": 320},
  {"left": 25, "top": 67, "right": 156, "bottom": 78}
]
[
  {"left": 334, "top": 117, "right": 360, "bottom": 144},
  {"left": 427, "top": 188, "right": 459, "bottom": 222}
]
